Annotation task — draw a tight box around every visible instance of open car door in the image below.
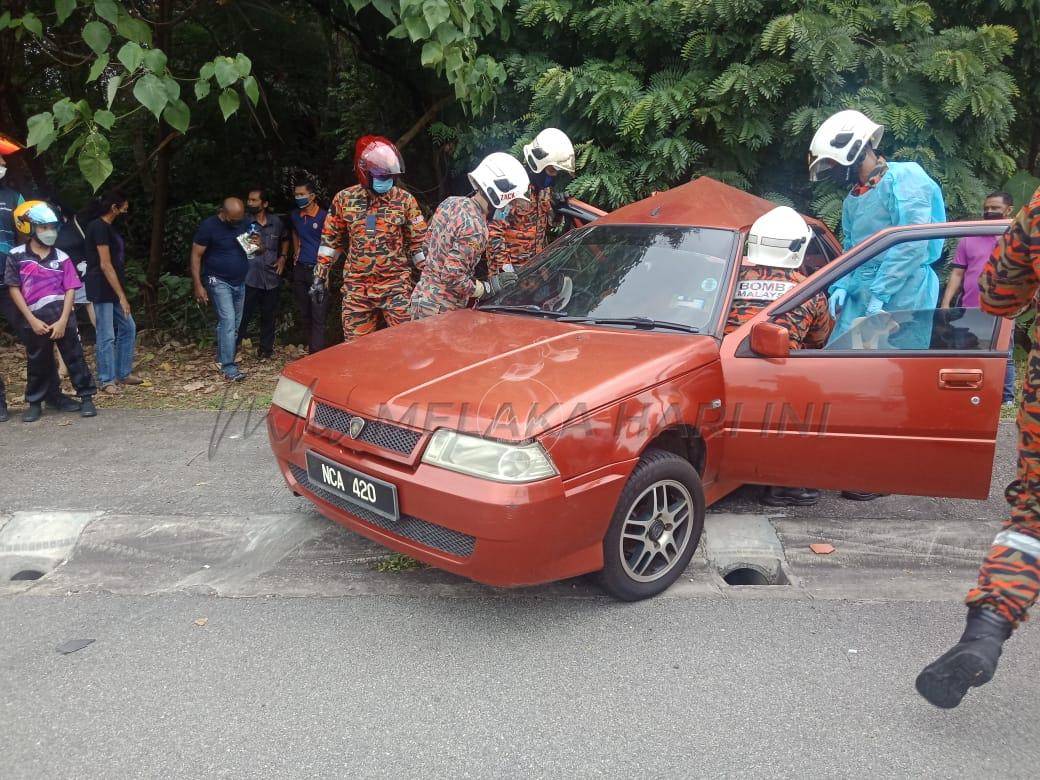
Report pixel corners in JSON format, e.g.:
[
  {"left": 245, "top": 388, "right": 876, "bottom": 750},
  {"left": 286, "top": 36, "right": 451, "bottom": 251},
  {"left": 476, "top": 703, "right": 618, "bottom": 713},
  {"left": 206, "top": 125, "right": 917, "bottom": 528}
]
[{"left": 717, "top": 222, "right": 1009, "bottom": 499}]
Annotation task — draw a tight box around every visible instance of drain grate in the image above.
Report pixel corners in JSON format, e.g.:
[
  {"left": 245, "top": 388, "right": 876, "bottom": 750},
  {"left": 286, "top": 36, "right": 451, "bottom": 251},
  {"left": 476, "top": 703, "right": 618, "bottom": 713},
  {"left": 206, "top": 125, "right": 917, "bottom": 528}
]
[
  {"left": 721, "top": 564, "right": 789, "bottom": 586},
  {"left": 10, "top": 569, "right": 45, "bottom": 581}
]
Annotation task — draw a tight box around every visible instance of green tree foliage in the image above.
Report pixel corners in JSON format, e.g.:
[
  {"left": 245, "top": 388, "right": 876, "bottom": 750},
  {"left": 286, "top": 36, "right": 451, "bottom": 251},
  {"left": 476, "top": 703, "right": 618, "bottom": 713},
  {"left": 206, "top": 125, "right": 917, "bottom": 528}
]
[
  {"left": 3, "top": 0, "right": 260, "bottom": 191},
  {"left": 473, "top": 0, "right": 1020, "bottom": 223}
]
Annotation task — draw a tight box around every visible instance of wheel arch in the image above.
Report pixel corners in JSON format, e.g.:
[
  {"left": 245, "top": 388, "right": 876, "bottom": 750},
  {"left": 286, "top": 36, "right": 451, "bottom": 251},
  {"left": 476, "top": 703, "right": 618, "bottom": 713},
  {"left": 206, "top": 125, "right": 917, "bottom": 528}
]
[{"left": 641, "top": 425, "right": 705, "bottom": 475}]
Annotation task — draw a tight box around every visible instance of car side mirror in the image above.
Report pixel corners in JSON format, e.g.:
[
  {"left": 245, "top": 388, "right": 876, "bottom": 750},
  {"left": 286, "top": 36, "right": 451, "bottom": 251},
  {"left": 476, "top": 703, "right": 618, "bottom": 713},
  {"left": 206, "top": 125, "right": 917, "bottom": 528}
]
[{"left": 750, "top": 321, "right": 790, "bottom": 358}]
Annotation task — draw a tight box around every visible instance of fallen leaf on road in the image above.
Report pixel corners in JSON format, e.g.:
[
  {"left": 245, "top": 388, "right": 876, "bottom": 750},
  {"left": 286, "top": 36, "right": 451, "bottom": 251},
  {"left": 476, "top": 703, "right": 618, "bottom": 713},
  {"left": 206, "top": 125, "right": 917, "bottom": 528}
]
[
  {"left": 810, "top": 543, "right": 836, "bottom": 555},
  {"left": 57, "top": 420, "right": 71, "bottom": 427},
  {"left": 140, "top": 380, "right": 154, "bottom": 388},
  {"left": 201, "top": 384, "right": 218, "bottom": 394},
  {"left": 193, "top": 618, "right": 208, "bottom": 627},
  {"left": 182, "top": 380, "right": 206, "bottom": 392},
  {"left": 160, "top": 362, "right": 174, "bottom": 371}
]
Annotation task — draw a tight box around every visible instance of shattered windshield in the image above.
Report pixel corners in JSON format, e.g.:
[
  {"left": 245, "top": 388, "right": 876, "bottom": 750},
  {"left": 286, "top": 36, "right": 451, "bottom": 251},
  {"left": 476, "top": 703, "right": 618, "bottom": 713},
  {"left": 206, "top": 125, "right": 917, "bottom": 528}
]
[{"left": 482, "top": 225, "right": 738, "bottom": 333}]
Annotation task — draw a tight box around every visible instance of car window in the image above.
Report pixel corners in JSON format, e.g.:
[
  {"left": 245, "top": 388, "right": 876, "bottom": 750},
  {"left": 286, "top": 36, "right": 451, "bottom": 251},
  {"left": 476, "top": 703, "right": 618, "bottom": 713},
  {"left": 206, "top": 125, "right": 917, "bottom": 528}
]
[
  {"left": 801, "top": 228, "right": 839, "bottom": 276},
  {"left": 774, "top": 231, "right": 1005, "bottom": 354},
  {"left": 486, "top": 225, "right": 738, "bottom": 333}
]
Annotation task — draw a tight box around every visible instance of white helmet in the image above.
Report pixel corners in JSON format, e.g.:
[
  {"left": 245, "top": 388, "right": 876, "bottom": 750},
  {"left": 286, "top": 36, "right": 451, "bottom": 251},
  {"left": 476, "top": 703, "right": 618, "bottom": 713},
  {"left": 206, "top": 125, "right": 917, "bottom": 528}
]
[
  {"left": 746, "top": 207, "right": 813, "bottom": 269},
  {"left": 469, "top": 152, "right": 531, "bottom": 209},
  {"left": 523, "top": 128, "right": 576, "bottom": 174},
  {"left": 807, "top": 110, "right": 884, "bottom": 182}
]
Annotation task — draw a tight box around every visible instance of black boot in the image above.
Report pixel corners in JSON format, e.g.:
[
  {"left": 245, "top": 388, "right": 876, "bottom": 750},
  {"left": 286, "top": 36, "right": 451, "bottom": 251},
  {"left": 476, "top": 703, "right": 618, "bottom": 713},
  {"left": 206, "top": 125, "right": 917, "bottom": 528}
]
[
  {"left": 841, "top": 491, "right": 887, "bottom": 501},
  {"left": 22, "top": 402, "right": 43, "bottom": 423},
  {"left": 45, "top": 393, "right": 82, "bottom": 413},
  {"left": 915, "top": 608, "right": 1013, "bottom": 709},
  {"left": 0, "top": 394, "right": 8, "bottom": 423},
  {"left": 761, "top": 486, "right": 820, "bottom": 507},
  {"left": 80, "top": 397, "right": 97, "bottom": 418}
]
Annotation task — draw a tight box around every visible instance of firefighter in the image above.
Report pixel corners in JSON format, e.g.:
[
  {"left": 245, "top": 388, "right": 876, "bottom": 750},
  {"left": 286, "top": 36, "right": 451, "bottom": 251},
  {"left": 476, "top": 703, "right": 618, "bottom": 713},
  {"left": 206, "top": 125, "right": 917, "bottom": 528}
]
[
  {"left": 484, "top": 128, "right": 576, "bottom": 276},
  {"left": 410, "top": 153, "right": 530, "bottom": 320},
  {"left": 916, "top": 186, "right": 1040, "bottom": 709},
  {"left": 313, "top": 136, "right": 427, "bottom": 342},
  {"left": 724, "top": 206, "right": 832, "bottom": 507}
]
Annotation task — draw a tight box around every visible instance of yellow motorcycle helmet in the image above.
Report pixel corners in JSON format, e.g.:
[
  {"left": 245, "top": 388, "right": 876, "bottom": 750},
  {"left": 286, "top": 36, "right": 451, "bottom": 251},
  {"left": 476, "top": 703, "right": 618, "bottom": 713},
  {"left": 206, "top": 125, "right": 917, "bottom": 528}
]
[{"left": 13, "top": 199, "right": 45, "bottom": 235}]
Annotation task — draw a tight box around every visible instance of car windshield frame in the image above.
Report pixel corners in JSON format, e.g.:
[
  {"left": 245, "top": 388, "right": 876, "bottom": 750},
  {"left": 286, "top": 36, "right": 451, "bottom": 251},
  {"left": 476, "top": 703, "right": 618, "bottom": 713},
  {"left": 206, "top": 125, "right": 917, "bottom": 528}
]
[{"left": 479, "top": 223, "right": 740, "bottom": 336}]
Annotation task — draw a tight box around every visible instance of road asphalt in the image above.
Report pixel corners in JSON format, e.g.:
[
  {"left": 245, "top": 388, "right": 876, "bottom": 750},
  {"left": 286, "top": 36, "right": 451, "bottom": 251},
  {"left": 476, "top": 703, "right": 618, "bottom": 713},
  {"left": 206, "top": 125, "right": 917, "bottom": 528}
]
[{"left": 0, "top": 409, "right": 1036, "bottom": 777}]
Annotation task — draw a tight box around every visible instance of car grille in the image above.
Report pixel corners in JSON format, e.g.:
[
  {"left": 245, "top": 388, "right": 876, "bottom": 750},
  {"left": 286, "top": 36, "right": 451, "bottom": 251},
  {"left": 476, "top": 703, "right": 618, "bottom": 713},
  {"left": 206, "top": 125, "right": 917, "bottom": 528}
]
[
  {"left": 311, "top": 402, "right": 422, "bottom": 455},
  {"left": 289, "top": 463, "right": 475, "bottom": 559}
]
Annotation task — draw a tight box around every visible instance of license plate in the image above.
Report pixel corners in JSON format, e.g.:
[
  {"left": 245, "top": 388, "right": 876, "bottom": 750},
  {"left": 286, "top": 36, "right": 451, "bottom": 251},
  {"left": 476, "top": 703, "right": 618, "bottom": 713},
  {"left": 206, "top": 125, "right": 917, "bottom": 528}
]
[{"left": 306, "top": 451, "right": 399, "bottom": 522}]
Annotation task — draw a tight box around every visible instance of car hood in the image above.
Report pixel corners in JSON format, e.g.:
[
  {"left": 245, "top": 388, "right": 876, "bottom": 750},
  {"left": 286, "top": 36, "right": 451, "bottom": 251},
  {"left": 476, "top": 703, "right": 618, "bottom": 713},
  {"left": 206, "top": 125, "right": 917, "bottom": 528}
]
[{"left": 287, "top": 310, "right": 720, "bottom": 441}]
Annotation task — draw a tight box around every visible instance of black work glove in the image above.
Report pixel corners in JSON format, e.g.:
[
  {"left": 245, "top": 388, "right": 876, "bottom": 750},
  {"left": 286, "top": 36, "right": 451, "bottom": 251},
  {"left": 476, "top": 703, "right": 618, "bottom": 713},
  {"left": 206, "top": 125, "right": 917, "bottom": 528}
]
[
  {"left": 309, "top": 275, "right": 327, "bottom": 307},
  {"left": 486, "top": 271, "right": 518, "bottom": 296},
  {"left": 551, "top": 192, "right": 570, "bottom": 212}
]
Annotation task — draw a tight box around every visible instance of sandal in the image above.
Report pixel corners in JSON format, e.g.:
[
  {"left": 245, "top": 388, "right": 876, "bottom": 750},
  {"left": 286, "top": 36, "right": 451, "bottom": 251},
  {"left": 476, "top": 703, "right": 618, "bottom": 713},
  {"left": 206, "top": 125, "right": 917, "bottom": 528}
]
[
  {"left": 119, "top": 374, "right": 145, "bottom": 386},
  {"left": 101, "top": 383, "right": 123, "bottom": 395}
]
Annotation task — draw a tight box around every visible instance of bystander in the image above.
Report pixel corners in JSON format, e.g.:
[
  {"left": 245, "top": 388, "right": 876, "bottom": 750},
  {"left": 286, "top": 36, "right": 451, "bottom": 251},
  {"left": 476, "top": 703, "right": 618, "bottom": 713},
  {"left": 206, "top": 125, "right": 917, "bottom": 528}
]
[
  {"left": 191, "top": 198, "right": 251, "bottom": 381},
  {"left": 237, "top": 188, "right": 288, "bottom": 360}
]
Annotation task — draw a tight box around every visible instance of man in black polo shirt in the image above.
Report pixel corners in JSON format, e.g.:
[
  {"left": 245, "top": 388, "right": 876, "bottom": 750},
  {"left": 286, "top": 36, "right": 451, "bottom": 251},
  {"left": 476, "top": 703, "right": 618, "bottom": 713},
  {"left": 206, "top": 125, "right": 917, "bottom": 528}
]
[{"left": 190, "top": 198, "right": 251, "bottom": 381}]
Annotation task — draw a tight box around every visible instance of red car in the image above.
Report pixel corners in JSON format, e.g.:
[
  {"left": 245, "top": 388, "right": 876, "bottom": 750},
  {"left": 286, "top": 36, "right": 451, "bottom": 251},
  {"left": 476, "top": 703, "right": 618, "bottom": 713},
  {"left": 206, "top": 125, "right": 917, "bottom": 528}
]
[{"left": 268, "top": 177, "right": 1010, "bottom": 600}]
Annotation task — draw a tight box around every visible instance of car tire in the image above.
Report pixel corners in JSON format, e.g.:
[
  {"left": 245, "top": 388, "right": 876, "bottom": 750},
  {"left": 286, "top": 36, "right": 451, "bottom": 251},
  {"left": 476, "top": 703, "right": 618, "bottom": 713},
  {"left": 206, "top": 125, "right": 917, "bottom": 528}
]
[{"left": 599, "top": 448, "right": 705, "bottom": 602}]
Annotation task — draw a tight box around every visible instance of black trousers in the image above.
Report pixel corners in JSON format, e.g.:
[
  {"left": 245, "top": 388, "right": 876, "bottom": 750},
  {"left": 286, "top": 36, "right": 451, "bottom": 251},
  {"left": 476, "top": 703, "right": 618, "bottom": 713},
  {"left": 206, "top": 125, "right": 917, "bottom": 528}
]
[
  {"left": 291, "top": 263, "right": 329, "bottom": 353},
  {"left": 237, "top": 284, "right": 281, "bottom": 356},
  {"left": 21, "top": 302, "right": 96, "bottom": 403},
  {"left": 1, "top": 288, "right": 62, "bottom": 403}
]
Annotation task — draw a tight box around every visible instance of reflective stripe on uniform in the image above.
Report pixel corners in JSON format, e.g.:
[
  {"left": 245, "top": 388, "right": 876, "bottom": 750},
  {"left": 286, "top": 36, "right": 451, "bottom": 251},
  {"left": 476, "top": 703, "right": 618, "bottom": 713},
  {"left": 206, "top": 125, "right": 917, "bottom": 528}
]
[{"left": 994, "top": 529, "right": 1040, "bottom": 560}]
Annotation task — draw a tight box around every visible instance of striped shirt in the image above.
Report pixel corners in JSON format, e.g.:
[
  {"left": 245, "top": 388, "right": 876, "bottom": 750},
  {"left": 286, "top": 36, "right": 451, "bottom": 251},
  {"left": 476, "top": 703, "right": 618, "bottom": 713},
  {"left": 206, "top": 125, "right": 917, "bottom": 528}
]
[{"left": 3, "top": 244, "right": 81, "bottom": 312}]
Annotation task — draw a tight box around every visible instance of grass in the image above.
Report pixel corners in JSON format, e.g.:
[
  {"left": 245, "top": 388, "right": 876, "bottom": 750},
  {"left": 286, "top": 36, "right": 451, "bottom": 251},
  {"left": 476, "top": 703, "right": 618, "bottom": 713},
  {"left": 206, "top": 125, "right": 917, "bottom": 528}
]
[{"left": 371, "top": 553, "right": 427, "bottom": 573}]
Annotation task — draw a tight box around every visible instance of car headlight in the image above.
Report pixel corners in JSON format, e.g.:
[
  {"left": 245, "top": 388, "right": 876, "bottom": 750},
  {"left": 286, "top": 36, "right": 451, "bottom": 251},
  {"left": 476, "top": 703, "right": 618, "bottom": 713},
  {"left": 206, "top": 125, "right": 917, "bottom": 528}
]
[
  {"left": 421, "top": 430, "right": 558, "bottom": 483},
  {"left": 271, "top": 376, "right": 313, "bottom": 418}
]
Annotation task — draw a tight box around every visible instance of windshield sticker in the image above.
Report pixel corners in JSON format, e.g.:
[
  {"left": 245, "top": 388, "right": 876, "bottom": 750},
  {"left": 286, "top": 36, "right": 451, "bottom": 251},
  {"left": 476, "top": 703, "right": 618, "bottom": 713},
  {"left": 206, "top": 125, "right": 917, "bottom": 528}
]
[
  {"left": 735, "top": 279, "right": 796, "bottom": 301},
  {"left": 701, "top": 278, "right": 718, "bottom": 292}
]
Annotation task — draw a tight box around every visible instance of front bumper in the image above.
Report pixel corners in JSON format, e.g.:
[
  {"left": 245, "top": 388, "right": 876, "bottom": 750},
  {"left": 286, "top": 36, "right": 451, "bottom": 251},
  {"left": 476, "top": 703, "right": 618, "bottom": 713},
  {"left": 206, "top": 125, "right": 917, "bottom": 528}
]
[{"left": 267, "top": 405, "right": 634, "bottom": 587}]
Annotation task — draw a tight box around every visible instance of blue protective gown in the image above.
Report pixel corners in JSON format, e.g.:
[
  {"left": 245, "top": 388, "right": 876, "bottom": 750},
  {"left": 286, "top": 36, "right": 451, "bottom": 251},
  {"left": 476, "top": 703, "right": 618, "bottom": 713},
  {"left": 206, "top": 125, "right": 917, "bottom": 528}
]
[{"left": 827, "top": 161, "right": 945, "bottom": 348}]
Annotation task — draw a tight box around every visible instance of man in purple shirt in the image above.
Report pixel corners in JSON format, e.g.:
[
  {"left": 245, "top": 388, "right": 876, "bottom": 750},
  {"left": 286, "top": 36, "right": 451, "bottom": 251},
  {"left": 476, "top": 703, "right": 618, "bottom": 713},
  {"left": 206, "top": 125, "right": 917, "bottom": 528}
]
[{"left": 941, "top": 191, "right": 1016, "bottom": 405}]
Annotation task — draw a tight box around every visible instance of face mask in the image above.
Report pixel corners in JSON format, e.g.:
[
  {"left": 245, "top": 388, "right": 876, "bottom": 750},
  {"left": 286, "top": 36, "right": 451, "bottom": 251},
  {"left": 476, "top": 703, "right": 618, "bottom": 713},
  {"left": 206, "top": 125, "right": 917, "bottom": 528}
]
[
  {"left": 493, "top": 204, "right": 512, "bottom": 221},
  {"left": 828, "top": 164, "right": 853, "bottom": 186},
  {"left": 983, "top": 211, "right": 1005, "bottom": 220},
  {"left": 372, "top": 177, "right": 393, "bottom": 194},
  {"left": 36, "top": 228, "right": 58, "bottom": 246},
  {"left": 0, "top": 166, "right": 6, "bottom": 180},
  {"left": 295, "top": 196, "right": 311, "bottom": 209},
  {"left": 246, "top": 205, "right": 261, "bottom": 215}
]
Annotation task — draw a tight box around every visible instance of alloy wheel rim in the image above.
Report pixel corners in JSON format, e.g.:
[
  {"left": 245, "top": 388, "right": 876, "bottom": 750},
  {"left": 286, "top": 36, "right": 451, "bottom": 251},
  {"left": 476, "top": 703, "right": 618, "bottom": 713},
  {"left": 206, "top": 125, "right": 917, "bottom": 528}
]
[{"left": 619, "top": 479, "right": 694, "bottom": 583}]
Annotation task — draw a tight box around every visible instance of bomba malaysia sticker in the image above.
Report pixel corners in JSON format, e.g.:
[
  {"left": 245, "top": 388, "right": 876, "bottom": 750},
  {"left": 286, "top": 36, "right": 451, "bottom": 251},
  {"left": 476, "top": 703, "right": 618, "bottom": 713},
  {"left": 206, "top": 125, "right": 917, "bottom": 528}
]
[
  {"left": 701, "top": 278, "right": 718, "bottom": 292},
  {"left": 735, "top": 279, "right": 796, "bottom": 301}
]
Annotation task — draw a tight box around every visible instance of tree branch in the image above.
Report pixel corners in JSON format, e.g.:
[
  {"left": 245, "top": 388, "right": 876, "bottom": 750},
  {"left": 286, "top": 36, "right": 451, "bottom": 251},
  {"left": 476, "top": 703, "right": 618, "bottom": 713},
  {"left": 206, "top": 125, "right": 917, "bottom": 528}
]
[
  {"left": 396, "top": 96, "right": 452, "bottom": 150},
  {"left": 113, "top": 130, "right": 181, "bottom": 191}
]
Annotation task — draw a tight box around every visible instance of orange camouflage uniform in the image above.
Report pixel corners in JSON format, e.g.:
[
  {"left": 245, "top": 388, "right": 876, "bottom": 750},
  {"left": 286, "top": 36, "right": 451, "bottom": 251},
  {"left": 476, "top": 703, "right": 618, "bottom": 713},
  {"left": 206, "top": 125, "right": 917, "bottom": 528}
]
[
  {"left": 409, "top": 196, "right": 488, "bottom": 320},
  {"left": 319, "top": 184, "right": 427, "bottom": 341},
  {"left": 724, "top": 265, "right": 832, "bottom": 348},
  {"left": 966, "top": 186, "right": 1040, "bottom": 626},
  {"left": 484, "top": 187, "right": 554, "bottom": 275}
]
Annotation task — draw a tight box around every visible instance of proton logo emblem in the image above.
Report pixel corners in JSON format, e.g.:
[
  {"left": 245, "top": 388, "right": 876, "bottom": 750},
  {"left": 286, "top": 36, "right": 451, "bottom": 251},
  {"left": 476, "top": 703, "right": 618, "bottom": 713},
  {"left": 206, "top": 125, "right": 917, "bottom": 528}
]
[{"left": 348, "top": 417, "right": 365, "bottom": 439}]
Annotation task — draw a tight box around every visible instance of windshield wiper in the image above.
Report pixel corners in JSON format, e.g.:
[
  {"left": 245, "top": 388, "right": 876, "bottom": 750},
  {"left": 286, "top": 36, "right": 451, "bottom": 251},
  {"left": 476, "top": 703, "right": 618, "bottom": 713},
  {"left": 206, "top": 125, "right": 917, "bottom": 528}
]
[
  {"left": 478, "top": 304, "right": 568, "bottom": 319},
  {"left": 559, "top": 316, "right": 700, "bottom": 334}
]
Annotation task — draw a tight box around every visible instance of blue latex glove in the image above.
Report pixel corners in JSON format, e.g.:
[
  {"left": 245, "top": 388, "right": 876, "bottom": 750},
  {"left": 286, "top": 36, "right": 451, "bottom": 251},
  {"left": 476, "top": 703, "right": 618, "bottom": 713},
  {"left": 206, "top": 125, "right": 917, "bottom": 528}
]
[
  {"left": 865, "top": 295, "right": 884, "bottom": 316},
  {"left": 828, "top": 288, "right": 847, "bottom": 319}
]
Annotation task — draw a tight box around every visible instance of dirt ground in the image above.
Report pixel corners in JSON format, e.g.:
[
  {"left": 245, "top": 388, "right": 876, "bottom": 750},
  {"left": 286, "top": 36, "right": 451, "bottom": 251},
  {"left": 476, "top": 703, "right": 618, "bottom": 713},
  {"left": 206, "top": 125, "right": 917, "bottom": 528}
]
[{"left": 0, "top": 338, "right": 303, "bottom": 412}]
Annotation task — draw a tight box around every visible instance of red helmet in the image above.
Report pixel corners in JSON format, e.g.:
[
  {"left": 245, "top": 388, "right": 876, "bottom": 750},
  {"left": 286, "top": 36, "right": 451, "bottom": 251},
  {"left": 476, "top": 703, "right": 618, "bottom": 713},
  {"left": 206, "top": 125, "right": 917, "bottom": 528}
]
[{"left": 354, "top": 135, "right": 404, "bottom": 189}]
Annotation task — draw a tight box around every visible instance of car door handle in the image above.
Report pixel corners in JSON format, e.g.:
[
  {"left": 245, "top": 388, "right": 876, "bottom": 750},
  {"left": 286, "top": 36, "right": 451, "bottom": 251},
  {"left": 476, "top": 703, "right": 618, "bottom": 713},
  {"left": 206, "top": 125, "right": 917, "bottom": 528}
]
[{"left": 938, "top": 369, "right": 984, "bottom": 390}]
